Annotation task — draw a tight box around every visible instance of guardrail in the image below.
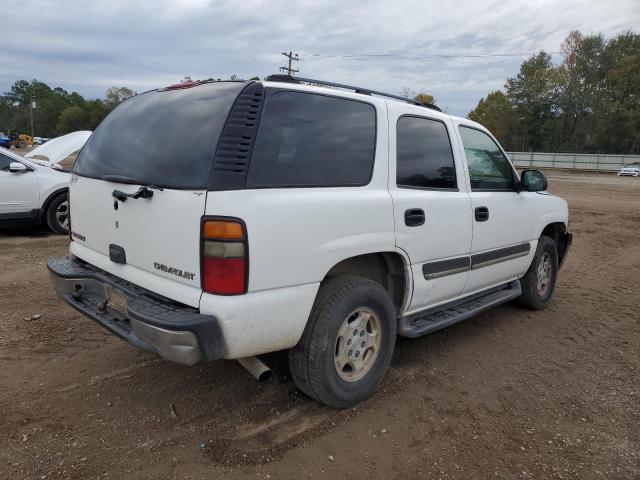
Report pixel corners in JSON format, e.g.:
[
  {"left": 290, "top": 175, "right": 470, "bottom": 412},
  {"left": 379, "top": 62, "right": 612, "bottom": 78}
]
[{"left": 507, "top": 152, "right": 640, "bottom": 172}]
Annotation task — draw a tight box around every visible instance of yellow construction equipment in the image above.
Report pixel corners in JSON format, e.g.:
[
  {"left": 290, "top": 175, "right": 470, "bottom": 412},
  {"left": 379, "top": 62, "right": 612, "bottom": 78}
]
[{"left": 7, "top": 129, "right": 34, "bottom": 148}]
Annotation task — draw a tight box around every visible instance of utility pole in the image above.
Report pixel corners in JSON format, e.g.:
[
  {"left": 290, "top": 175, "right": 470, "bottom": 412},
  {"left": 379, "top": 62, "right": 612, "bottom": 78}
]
[
  {"left": 30, "top": 92, "right": 35, "bottom": 139},
  {"left": 280, "top": 51, "right": 300, "bottom": 76}
]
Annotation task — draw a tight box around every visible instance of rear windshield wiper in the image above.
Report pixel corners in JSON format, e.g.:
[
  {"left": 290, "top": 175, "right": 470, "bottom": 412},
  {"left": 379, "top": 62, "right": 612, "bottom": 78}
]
[
  {"left": 101, "top": 175, "right": 164, "bottom": 190},
  {"left": 101, "top": 174, "right": 146, "bottom": 184}
]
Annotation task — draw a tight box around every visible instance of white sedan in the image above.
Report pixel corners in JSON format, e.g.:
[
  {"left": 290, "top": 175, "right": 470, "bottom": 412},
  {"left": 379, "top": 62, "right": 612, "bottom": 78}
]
[
  {"left": 618, "top": 163, "right": 640, "bottom": 177},
  {"left": 0, "top": 131, "right": 91, "bottom": 234}
]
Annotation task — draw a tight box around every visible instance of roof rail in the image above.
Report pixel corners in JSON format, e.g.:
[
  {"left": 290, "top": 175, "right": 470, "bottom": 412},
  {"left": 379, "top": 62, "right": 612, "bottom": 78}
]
[{"left": 264, "top": 74, "right": 442, "bottom": 112}]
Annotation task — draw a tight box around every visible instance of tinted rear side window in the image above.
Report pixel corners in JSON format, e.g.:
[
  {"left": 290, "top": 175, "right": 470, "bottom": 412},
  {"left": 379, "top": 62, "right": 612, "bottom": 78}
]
[
  {"left": 246, "top": 91, "right": 376, "bottom": 188},
  {"left": 74, "top": 82, "right": 245, "bottom": 189},
  {"left": 396, "top": 116, "right": 456, "bottom": 189}
]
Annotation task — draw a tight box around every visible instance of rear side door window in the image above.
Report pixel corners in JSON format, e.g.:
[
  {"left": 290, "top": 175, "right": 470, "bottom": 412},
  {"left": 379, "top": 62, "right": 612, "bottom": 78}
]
[
  {"left": 458, "top": 126, "right": 515, "bottom": 191},
  {"left": 246, "top": 91, "right": 376, "bottom": 188},
  {"left": 396, "top": 116, "right": 457, "bottom": 189}
]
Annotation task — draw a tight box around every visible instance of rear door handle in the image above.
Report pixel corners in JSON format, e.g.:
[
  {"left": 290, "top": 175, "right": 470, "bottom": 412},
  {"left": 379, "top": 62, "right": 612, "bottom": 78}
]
[
  {"left": 404, "top": 208, "right": 425, "bottom": 226},
  {"left": 475, "top": 206, "right": 489, "bottom": 222}
]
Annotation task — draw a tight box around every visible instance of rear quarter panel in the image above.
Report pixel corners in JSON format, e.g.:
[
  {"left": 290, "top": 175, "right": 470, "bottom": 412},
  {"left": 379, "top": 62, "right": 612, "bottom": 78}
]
[{"left": 200, "top": 99, "right": 395, "bottom": 357}]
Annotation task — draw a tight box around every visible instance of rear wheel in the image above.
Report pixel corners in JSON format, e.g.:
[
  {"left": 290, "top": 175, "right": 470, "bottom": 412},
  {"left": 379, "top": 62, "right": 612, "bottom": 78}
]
[
  {"left": 289, "top": 275, "right": 396, "bottom": 408},
  {"left": 516, "top": 236, "right": 558, "bottom": 310},
  {"left": 45, "top": 192, "right": 70, "bottom": 235}
]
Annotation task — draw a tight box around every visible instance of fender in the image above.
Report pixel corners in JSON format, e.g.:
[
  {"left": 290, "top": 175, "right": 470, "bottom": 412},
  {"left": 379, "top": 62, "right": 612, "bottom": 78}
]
[{"left": 531, "top": 193, "right": 569, "bottom": 240}]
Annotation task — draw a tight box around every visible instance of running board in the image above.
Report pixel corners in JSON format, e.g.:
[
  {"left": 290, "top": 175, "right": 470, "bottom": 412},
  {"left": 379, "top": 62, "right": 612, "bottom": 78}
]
[{"left": 398, "top": 280, "right": 522, "bottom": 338}]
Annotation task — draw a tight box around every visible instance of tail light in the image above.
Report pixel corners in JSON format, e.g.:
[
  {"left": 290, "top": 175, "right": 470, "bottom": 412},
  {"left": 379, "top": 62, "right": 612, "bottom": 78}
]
[{"left": 201, "top": 218, "right": 248, "bottom": 295}]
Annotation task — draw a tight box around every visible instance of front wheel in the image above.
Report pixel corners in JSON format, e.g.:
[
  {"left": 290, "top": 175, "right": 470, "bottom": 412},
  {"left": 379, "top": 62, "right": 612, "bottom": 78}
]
[
  {"left": 45, "top": 192, "right": 70, "bottom": 235},
  {"left": 516, "top": 236, "right": 558, "bottom": 310},
  {"left": 289, "top": 275, "right": 396, "bottom": 408}
]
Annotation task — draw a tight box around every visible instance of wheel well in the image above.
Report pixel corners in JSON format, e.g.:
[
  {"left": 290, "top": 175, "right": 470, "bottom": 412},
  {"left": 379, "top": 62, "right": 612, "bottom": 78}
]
[
  {"left": 41, "top": 188, "right": 68, "bottom": 215},
  {"left": 323, "top": 252, "right": 408, "bottom": 314},
  {"left": 541, "top": 222, "right": 569, "bottom": 264}
]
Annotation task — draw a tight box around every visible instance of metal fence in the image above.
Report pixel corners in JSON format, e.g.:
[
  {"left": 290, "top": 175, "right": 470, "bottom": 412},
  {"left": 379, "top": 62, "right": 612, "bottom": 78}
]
[{"left": 507, "top": 152, "right": 640, "bottom": 172}]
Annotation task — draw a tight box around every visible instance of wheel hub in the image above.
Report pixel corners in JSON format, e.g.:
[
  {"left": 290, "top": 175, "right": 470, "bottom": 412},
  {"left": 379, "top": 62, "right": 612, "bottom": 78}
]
[
  {"left": 334, "top": 307, "right": 381, "bottom": 382},
  {"left": 56, "top": 201, "right": 69, "bottom": 230},
  {"left": 536, "top": 252, "right": 552, "bottom": 296}
]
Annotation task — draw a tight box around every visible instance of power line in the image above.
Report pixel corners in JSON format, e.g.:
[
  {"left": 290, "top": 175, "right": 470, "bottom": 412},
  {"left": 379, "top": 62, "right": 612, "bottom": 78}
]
[
  {"left": 280, "top": 51, "right": 300, "bottom": 75},
  {"left": 307, "top": 51, "right": 562, "bottom": 60}
]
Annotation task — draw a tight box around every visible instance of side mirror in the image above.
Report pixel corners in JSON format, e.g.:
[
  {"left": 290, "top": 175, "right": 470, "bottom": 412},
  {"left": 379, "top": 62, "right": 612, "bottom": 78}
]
[
  {"left": 9, "top": 162, "right": 29, "bottom": 173},
  {"left": 520, "top": 169, "right": 547, "bottom": 192}
]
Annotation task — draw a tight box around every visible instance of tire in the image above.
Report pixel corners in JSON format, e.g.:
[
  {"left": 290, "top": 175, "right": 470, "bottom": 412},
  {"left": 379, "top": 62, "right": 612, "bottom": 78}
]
[
  {"left": 516, "top": 236, "right": 558, "bottom": 310},
  {"left": 45, "top": 192, "right": 70, "bottom": 235},
  {"left": 289, "top": 275, "right": 396, "bottom": 408}
]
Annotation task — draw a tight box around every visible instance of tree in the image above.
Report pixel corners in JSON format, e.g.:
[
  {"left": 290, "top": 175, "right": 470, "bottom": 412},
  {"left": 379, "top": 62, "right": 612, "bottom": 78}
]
[
  {"left": 468, "top": 91, "right": 519, "bottom": 149},
  {"left": 1, "top": 80, "right": 138, "bottom": 137},
  {"left": 399, "top": 86, "right": 414, "bottom": 99},
  {"left": 468, "top": 30, "right": 640, "bottom": 154},
  {"left": 86, "top": 100, "right": 109, "bottom": 129},
  {"left": 104, "top": 86, "right": 137, "bottom": 109},
  {"left": 414, "top": 92, "right": 436, "bottom": 105},
  {"left": 505, "top": 52, "right": 561, "bottom": 151},
  {"left": 57, "top": 106, "right": 88, "bottom": 134},
  {"left": 597, "top": 32, "right": 640, "bottom": 153},
  {"left": 554, "top": 31, "right": 607, "bottom": 151}
]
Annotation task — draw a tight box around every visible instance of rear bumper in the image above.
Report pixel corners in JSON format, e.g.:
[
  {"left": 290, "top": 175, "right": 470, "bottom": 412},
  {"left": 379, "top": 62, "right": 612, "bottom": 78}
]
[{"left": 47, "top": 256, "right": 225, "bottom": 365}]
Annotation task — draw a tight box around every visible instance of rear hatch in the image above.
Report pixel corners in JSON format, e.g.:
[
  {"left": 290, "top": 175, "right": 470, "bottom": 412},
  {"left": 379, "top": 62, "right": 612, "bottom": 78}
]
[{"left": 69, "top": 81, "right": 246, "bottom": 307}]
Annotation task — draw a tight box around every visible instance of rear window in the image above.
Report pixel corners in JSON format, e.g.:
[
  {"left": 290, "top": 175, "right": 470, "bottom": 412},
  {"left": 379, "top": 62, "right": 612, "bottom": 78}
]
[
  {"left": 246, "top": 91, "right": 376, "bottom": 188},
  {"left": 74, "top": 82, "right": 245, "bottom": 189}
]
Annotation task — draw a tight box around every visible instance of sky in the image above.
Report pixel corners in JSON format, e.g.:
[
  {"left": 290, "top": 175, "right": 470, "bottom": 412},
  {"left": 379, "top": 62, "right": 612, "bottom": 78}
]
[{"left": 2, "top": 0, "right": 639, "bottom": 116}]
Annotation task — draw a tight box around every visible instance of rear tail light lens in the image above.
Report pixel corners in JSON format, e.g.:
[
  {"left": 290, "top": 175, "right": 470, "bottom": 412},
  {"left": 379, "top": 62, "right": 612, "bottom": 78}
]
[
  {"left": 201, "top": 219, "right": 247, "bottom": 295},
  {"left": 203, "top": 220, "right": 244, "bottom": 240}
]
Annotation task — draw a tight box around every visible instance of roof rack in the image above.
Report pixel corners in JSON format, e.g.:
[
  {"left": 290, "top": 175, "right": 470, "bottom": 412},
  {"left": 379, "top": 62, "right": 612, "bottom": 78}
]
[{"left": 264, "top": 74, "right": 442, "bottom": 112}]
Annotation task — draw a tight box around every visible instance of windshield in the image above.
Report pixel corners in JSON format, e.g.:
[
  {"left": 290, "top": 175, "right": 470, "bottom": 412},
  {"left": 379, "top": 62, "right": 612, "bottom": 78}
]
[{"left": 73, "top": 82, "right": 246, "bottom": 189}]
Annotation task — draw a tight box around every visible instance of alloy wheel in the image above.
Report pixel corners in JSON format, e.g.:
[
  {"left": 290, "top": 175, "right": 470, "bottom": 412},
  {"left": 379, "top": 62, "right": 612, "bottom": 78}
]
[{"left": 56, "top": 200, "right": 69, "bottom": 231}]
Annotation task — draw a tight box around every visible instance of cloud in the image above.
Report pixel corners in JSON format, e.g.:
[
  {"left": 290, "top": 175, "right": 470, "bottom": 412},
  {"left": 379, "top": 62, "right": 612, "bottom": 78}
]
[{"left": 1, "top": 0, "right": 638, "bottom": 115}]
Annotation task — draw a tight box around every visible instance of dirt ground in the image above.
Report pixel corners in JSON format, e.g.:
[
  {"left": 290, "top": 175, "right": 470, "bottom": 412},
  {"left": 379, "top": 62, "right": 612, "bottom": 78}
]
[{"left": 1, "top": 172, "right": 638, "bottom": 480}]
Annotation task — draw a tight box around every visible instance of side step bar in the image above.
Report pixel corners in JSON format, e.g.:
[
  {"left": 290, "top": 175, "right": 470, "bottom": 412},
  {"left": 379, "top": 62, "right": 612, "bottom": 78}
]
[{"left": 398, "top": 280, "right": 522, "bottom": 338}]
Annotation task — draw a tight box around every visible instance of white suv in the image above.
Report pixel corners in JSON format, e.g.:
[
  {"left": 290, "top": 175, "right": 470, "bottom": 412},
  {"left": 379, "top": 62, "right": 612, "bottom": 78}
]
[
  {"left": 0, "top": 131, "right": 91, "bottom": 234},
  {"left": 48, "top": 77, "right": 572, "bottom": 407}
]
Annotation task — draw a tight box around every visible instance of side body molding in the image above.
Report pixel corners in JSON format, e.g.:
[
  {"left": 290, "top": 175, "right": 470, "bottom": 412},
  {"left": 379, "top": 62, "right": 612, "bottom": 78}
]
[{"left": 422, "top": 242, "right": 531, "bottom": 280}]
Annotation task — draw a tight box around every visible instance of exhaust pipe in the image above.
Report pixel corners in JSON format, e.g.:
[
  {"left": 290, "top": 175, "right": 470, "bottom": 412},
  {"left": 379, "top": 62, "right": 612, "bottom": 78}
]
[{"left": 238, "top": 356, "right": 272, "bottom": 382}]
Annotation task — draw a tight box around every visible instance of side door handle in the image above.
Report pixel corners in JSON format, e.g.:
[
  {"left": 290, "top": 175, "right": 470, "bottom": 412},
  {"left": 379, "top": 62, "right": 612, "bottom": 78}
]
[
  {"left": 404, "top": 208, "right": 425, "bottom": 226},
  {"left": 475, "top": 206, "right": 489, "bottom": 222}
]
